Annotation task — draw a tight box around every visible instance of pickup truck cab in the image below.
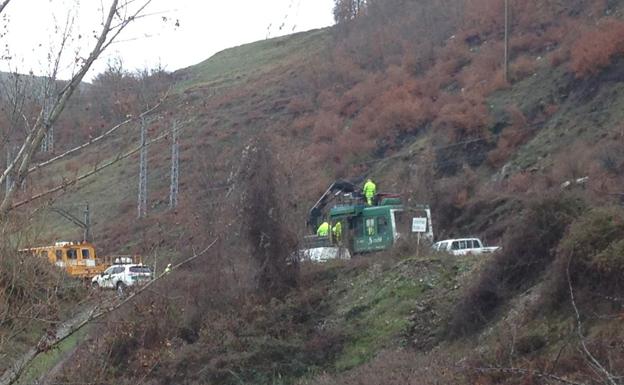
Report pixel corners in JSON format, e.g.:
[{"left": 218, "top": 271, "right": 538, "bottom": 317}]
[{"left": 432, "top": 238, "right": 500, "bottom": 256}]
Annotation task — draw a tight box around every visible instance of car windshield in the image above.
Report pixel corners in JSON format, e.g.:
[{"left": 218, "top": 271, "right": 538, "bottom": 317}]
[{"left": 129, "top": 266, "right": 152, "bottom": 274}]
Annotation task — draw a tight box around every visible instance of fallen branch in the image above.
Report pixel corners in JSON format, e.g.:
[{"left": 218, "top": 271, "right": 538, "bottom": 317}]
[{"left": 0, "top": 238, "right": 218, "bottom": 385}]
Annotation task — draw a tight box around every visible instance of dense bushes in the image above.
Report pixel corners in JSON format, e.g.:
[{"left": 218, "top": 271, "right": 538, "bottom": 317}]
[
  {"left": 448, "top": 199, "right": 624, "bottom": 337},
  {"left": 545, "top": 207, "right": 624, "bottom": 308},
  {"left": 570, "top": 18, "right": 624, "bottom": 78},
  {"left": 447, "top": 195, "right": 585, "bottom": 336},
  {"left": 297, "top": 0, "right": 623, "bottom": 174}
]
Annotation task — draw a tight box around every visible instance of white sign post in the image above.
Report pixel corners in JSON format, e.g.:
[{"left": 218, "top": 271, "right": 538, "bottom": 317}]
[{"left": 412, "top": 217, "right": 428, "bottom": 257}]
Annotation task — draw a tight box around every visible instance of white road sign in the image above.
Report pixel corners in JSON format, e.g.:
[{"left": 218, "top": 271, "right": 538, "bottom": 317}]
[{"left": 411, "top": 217, "right": 427, "bottom": 233}]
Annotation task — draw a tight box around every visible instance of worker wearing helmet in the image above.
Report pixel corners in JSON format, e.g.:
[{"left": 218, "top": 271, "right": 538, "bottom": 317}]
[
  {"left": 317, "top": 221, "right": 330, "bottom": 237},
  {"left": 332, "top": 221, "right": 342, "bottom": 243},
  {"left": 363, "top": 178, "right": 377, "bottom": 206}
]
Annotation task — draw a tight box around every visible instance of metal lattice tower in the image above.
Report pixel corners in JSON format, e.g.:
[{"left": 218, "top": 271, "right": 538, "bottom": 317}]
[
  {"left": 40, "top": 87, "right": 54, "bottom": 153},
  {"left": 138, "top": 117, "right": 148, "bottom": 218},
  {"left": 169, "top": 121, "right": 180, "bottom": 209}
]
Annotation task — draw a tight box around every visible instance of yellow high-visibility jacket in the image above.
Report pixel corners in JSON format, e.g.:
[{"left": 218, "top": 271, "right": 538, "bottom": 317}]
[
  {"left": 317, "top": 222, "right": 330, "bottom": 237},
  {"left": 363, "top": 180, "right": 377, "bottom": 198},
  {"left": 332, "top": 222, "right": 342, "bottom": 239}
]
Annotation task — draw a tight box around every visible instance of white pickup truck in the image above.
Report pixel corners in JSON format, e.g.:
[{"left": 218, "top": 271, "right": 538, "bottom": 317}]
[{"left": 432, "top": 238, "right": 500, "bottom": 256}]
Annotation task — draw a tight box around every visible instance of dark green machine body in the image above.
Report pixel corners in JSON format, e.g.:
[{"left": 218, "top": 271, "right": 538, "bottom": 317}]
[{"left": 329, "top": 197, "right": 404, "bottom": 254}]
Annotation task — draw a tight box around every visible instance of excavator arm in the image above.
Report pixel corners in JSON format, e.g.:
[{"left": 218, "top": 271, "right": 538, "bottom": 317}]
[{"left": 307, "top": 180, "right": 361, "bottom": 230}]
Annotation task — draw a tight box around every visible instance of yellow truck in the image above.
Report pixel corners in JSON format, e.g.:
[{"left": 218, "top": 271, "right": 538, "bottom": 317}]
[{"left": 21, "top": 241, "right": 142, "bottom": 280}]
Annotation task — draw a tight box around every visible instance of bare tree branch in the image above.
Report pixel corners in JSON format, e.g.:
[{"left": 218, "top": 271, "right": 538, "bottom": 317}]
[
  {"left": 566, "top": 254, "right": 618, "bottom": 385},
  {"left": 27, "top": 95, "right": 166, "bottom": 174},
  {"left": 0, "top": 239, "right": 218, "bottom": 385},
  {"left": 0, "top": 0, "right": 11, "bottom": 15},
  {"left": 0, "top": 0, "right": 154, "bottom": 221},
  {"left": 12, "top": 123, "right": 184, "bottom": 210}
]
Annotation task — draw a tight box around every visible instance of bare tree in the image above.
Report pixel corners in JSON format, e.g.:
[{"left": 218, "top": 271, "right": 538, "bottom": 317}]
[
  {"left": 333, "top": 0, "right": 368, "bottom": 23},
  {"left": 0, "top": 0, "right": 11, "bottom": 15},
  {"left": 0, "top": 1, "right": 162, "bottom": 378},
  {"left": 0, "top": 0, "right": 155, "bottom": 222}
]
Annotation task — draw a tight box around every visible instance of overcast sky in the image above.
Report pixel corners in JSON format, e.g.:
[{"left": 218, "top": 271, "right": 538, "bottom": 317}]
[{"left": 0, "top": 0, "right": 335, "bottom": 80}]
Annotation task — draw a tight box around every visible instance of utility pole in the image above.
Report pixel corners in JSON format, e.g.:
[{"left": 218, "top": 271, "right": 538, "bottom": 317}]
[
  {"left": 169, "top": 120, "right": 180, "bottom": 209},
  {"left": 138, "top": 116, "right": 148, "bottom": 218},
  {"left": 83, "top": 203, "right": 92, "bottom": 243},
  {"left": 504, "top": 0, "right": 510, "bottom": 83},
  {"left": 50, "top": 203, "right": 92, "bottom": 242}
]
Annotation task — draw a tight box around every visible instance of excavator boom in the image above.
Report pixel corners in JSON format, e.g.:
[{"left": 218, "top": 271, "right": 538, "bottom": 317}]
[{"left": 307, "top": 180, "right": 361, "bottom": 229}]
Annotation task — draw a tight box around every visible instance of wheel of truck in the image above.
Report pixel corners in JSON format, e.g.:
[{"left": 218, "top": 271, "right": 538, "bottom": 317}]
[
  {"left": 91, "top": 281, "right": 100, "bottom": 290},
  {"left": 116, "top": 282, "right": 126, "bottom": 297}
]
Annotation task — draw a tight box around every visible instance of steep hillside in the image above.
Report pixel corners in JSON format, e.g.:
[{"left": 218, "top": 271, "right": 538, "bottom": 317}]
[
  {"left": 7, "top": 0, "right": 624, "bottom": 383},
  {"left": 27, "top": 1, "right": 624, "bottom": 251}
]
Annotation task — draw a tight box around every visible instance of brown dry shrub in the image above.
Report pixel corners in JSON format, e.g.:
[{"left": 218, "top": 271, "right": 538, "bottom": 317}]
[
  {"left": 300, "top": 349, "right": 461, "bottom": 385},
  {"left": 366, "top": 88, "right": 433, "bottom": 140},
  {"left": 291, "top": 114, "right": 316, "bottom": 137},
  {"left": 312, "top": 111, "right": 343, "bottom": 143},
  {"left": 549, "top": 141, "right": 593, "bottom": 184},
  {"left": 334, "top": 129, "right": 376, "bottom": 163},
  {"left": 341, "top": 73, "right": 383, "bottom": 117},
  {"left": 463, "top": 0, "right": 504, "bottom": 36},
  {"left": 0, "top": 245, "right": 79, "bottom": 324},
  {"left": 458, "top": 42, "right": 506, "bottom": 94},
  {"left": 509, "top": 55, "right": 538, "bottom": 83},
  {"left": 504, "top": 172, "right": 533, "bottom": 194},
  {"left": 430, "top": 169, "right": 479, "bottom": 233},
  {"left": 287, "top": 95, "right": 315, "bottom": 116},
  {"left": 433, "top": 92, "right": 491, "bottom": 140},
  {"left": 570, "top": 18, "right": 624, "bottom": 78},
  {"left": 510, "top": 32, "right": 553, "bottom": 55},
  {"left": 487, "top": 106, "right": 530, "bottom": 167},
  {"left": 594, "top": 140, "right": 624, "bottom": 175},
  {"left": 549, "top": 47, "right": 570, "bottom": 68}
]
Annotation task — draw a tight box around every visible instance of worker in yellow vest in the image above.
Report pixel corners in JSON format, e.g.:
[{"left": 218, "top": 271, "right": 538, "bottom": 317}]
[
  {"left": 317, "top": 221, "right": 330, "bottom": 237},
  {"left": 332, "top": 221, "right": 342, "bottom": 243},
  {"left": 363, "top": 178, "right": 377, "bottom": 206}
]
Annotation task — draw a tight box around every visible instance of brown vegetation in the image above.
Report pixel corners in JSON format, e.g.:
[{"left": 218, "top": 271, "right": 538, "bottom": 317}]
[{"left": 6, "top": 0, "right": 624, "bottom": 384}]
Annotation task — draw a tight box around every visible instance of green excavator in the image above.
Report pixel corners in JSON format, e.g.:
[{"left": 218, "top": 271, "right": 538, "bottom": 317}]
[{"left": 304, "top": 180, "right": 433, "bottom": 260}]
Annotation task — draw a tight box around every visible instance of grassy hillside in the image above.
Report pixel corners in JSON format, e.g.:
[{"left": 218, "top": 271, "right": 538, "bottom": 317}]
[{"left": 8, "top": 0, "right": 624, "bottom": 383}]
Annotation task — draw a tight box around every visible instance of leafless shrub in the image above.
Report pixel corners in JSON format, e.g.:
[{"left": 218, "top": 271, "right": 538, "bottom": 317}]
[{"left": 237, "top": 137, "right": 299, "bottom": 298}]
